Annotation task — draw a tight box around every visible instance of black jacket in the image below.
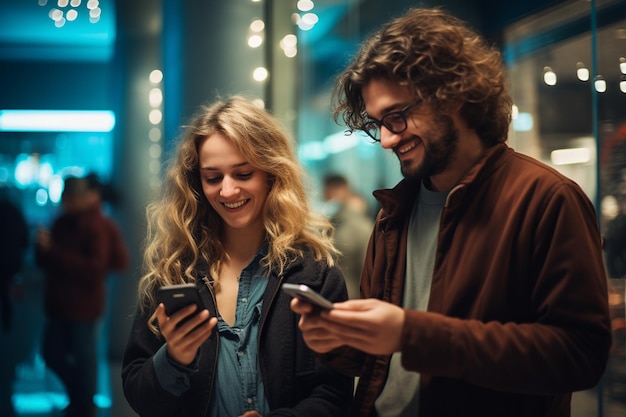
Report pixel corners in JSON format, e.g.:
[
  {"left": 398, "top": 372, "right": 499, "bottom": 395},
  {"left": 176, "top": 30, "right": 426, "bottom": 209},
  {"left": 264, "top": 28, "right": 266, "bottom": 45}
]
[{"left": 122, "top": 250, "right": 353, "bottom": 417}]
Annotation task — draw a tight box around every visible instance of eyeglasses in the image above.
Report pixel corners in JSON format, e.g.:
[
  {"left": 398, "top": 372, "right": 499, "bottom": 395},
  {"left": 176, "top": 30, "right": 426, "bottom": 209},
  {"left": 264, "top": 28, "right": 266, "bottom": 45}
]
[{"left": 359, "top": 102, "right": 418, "bottom": 142}]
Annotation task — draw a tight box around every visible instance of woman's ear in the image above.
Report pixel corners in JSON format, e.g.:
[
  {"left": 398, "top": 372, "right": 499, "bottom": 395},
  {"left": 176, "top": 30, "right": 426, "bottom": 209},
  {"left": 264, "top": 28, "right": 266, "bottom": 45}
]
[{"left": 266, "top": 175, "right": 276, "bottom": 190}]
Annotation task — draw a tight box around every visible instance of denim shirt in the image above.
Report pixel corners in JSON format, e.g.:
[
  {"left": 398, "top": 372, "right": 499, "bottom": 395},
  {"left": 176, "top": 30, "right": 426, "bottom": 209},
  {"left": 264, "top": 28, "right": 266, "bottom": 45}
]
[
  {"left": 152, "top": 248, "right": 271, "bottom": 417},
  {"left": 209, "top": 250, "right": 270, "bottom": 416}
]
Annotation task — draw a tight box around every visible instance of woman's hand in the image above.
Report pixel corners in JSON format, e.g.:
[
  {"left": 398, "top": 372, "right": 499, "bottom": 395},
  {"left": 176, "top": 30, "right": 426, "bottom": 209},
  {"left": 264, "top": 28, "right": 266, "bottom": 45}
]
[
  {"left": 155, "top": 303, "right": 217, "bottom": 366},
  {"left": 239, "top": 411, "right": 262, "bottom": 417}
]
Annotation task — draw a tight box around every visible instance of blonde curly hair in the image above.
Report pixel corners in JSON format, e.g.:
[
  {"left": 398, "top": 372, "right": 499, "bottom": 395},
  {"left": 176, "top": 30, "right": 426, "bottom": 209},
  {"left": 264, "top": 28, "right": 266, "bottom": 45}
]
[
  {"left": 137, "top": 96, "right": 337, "bottom": 329},
  {"left": 333, "top": 7, "right": 512, "bottom": 146}
]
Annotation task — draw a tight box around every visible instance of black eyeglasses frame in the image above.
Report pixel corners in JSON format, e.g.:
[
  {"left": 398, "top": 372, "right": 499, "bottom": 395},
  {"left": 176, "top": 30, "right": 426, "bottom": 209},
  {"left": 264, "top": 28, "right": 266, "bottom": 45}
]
[{"left": 358, "top": 102, "right": 419, "bottom": 142}]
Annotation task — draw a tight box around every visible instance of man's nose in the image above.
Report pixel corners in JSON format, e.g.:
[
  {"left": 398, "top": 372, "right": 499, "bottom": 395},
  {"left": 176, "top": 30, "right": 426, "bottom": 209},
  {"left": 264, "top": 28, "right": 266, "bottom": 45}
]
[{"left": 379, "top": 126, "right": 402, "bottom": 149}]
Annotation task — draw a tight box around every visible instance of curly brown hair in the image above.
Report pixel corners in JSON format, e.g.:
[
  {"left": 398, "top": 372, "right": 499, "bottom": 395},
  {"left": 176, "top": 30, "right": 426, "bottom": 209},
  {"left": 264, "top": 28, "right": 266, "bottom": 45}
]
[{"left": 332, "top": 7, "right": 512, "bottom": 146}]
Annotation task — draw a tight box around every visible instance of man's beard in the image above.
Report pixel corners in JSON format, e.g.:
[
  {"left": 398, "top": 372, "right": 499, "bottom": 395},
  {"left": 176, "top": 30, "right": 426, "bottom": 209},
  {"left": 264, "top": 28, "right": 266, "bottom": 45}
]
[{"left": 401, "top": 113, "right": 459, "bottom": 181}]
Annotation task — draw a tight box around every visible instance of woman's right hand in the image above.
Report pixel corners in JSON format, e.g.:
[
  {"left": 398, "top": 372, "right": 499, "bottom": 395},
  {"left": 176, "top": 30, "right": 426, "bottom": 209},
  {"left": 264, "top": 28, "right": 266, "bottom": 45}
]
[{"left": 156, "top": 303, "right": 217, "bottom": 366}]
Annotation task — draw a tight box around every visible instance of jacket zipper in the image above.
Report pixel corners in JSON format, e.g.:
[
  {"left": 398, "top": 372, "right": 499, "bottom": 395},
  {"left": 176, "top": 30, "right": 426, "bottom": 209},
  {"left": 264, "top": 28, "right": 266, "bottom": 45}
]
[{"left": 200, "top": 275, "right": 218, "bottom": 416}]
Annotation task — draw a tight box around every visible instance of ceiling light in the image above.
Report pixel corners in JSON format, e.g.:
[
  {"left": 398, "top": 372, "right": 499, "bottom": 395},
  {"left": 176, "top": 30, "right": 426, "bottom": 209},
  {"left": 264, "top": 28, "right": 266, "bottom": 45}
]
[
  {"left": 0, "top": 110, "right": 115, "bottom": 132},
  {"left": 594, "top": 75, "right": 607, "bottom": 93},
  {"left": 149, "top": 69, "right": 163, "bottom": 84},
  {"left": 250, "top": 19, "right": 265, "bottom": 32},
  {"left": 248, "top": 34, "right": 263, "bottom": 48},
  {"left": 297, "top": 0, "right": 314, "bottom": 12},
  {"left": 551, "top": 148, "right": 590, "bottom": 165},
  {"left": 576, "top": 62, "right": 589, "bottom": 81},
  {"left": 543, "top": 66, "right": 557, "bottom": 86},
  {"left": 253, "top": 67, "right": 268, "bottom": 82}
]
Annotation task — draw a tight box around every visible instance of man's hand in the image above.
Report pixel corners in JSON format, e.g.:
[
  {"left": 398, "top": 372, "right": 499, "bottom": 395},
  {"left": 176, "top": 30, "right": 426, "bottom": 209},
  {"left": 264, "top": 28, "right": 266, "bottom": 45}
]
[{"left": 291, "top": 298, "right": 405, "bottom": 355}]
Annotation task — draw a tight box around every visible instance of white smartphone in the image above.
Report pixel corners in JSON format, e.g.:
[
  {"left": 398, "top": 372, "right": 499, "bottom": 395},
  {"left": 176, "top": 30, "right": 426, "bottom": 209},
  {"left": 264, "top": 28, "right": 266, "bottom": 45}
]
[{"left": 281, "top": 283, "right": 334, "bottom": 310}]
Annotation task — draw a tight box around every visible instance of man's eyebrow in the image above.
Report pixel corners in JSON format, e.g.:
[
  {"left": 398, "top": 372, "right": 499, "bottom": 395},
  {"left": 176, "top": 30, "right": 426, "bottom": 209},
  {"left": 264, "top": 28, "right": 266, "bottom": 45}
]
[{"left": 366, "top": 102, "right": 409, "bottom": 120}]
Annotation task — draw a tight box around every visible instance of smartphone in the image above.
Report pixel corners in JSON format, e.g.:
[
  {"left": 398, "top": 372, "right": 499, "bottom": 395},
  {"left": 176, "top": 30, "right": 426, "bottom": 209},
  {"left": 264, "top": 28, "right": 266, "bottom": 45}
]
[
  {"left": 281, "top": 283, "right": 334, "bottom": 310},
  {"left": 157, "top": 283, "right": 208, "bottom": 318}
]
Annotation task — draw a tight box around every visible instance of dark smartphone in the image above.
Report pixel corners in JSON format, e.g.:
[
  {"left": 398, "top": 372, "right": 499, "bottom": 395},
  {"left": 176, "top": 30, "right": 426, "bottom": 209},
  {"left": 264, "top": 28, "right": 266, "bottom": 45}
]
[
  {"left": 157, "top": 283, "right": 208, "bottom": 320},
  {"left": 281, "top": 283, "right": 334, "bottom": 310}
]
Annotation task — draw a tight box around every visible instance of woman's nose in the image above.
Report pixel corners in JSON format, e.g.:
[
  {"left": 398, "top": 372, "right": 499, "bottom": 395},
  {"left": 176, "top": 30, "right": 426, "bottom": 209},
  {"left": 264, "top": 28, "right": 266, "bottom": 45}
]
[{"left": 219, "top": 177, "right": 239, "bottom": 197}]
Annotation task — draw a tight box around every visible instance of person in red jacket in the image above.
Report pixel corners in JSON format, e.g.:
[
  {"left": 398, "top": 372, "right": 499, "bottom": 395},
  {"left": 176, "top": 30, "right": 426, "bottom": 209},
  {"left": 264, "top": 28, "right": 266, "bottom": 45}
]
[
  {"left": 291, "top": 7, "right": 612, "bottom": 417},
  {"left": 36, "top": 175, "right": 129, "bottom": 417}
]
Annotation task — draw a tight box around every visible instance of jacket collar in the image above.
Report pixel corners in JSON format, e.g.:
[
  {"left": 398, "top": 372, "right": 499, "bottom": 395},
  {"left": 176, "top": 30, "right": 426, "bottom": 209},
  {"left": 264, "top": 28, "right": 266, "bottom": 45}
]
[
  {"left": 373, "top": 143, "right": 512, "bottom": 218},
  {"left": 195, "top": 242, "right": 309, "bottom": 284}
]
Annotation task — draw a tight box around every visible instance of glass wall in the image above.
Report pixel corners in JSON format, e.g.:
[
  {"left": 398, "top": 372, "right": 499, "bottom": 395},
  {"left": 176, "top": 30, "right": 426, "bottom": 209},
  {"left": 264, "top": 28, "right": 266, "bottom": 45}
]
[{"left": 505, "top": 0, "right": 626, "bottom": 414}]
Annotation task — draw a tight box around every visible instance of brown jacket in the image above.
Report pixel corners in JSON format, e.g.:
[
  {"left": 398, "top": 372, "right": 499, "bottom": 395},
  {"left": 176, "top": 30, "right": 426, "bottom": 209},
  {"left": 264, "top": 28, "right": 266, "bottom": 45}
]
[{"left": 326, "top": 144, "right": 611, "bottom": 417}]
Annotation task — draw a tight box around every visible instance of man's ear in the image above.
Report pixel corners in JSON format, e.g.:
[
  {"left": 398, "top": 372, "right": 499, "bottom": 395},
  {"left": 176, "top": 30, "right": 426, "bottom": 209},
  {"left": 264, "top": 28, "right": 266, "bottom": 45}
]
[{"left": 445, "top": 101, "right": 463, "bottom": 115}]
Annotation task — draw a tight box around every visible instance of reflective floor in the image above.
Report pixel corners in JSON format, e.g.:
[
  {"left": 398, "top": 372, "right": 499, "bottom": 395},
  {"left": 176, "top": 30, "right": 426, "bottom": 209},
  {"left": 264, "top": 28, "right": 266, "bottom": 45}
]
[
  {"left": 0, "top": 266, "right": 137, "bottom": 417},
  {"left": 5, "top": 352, "right": 625, "bottom": 417},
  {"left": 6, "top": 359, "right": 134, "bottom": 417}
]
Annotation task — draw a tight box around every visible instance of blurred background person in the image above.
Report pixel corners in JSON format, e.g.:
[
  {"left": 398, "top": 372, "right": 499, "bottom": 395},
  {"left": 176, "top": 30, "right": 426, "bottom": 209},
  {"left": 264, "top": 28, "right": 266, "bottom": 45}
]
[
  {"left": 322, "top": 173, "right": 374, "bottom": 299},
  {"left": 604, "top": 190, "right": 626, "bottom": 280},
  {"left": 85, "top": 172, "right": 122, "bottom": 209},
  {"left": 603, "top": 189, "right": 626, "bottom": 401},
  {"left": 35, "top": 175, "right": 129, "bottom": 417},
  {"left": 0, "top": 186, "right": 29, "bottom": 417},
  {"left": 0, "top": 187, "right": 29, "bottom": 334}
]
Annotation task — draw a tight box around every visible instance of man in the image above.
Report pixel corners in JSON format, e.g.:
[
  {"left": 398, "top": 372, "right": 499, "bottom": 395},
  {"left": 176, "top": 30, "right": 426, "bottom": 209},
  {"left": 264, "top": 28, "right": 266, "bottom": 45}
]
[
  {"left": 291, "top": 7, "right": 611, "bottom": 417},
  {"left": 322, "top": 174, "right": 373, "bottom": 299},
  {"left": 36, "top": 176, "right": 129, "bottom": 417}
]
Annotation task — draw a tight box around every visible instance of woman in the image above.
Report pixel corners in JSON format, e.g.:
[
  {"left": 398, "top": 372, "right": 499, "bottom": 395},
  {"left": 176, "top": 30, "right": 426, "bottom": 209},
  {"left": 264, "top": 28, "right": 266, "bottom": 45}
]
[{"left": 122, "top": 96, "right": 352, "bottom": 417}]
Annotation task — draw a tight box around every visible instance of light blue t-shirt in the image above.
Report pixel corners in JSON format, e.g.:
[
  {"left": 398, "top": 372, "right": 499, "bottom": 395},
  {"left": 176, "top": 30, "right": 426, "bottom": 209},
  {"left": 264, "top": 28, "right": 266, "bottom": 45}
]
[{"left": 375, "top": 181, "right": 447, "bottom": 417}]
